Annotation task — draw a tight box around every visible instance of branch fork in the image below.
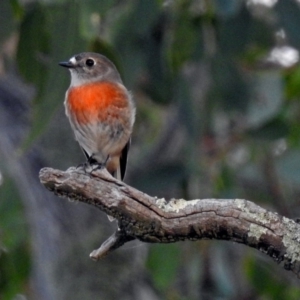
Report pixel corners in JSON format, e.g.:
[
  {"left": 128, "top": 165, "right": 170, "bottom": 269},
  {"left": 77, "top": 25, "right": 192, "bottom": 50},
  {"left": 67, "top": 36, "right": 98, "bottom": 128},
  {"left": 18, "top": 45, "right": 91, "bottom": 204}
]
[{"left": 39, "top": 167, "right": 300, "bottom": 278}]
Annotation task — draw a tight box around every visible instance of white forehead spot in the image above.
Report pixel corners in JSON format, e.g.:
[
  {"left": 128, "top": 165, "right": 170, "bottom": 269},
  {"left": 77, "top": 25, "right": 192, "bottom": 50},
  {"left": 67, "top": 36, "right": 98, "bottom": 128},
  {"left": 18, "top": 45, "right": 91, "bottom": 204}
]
[{"left": 69, "top": 56, "right": 76, "bottom": 64}]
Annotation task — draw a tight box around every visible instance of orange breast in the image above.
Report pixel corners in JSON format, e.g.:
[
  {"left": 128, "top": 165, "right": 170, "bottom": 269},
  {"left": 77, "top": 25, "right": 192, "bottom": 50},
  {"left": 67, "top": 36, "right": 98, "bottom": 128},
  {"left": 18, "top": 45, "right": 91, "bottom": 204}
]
[{"left": 67, "top": 81, "right": 129, "bottom": 124}]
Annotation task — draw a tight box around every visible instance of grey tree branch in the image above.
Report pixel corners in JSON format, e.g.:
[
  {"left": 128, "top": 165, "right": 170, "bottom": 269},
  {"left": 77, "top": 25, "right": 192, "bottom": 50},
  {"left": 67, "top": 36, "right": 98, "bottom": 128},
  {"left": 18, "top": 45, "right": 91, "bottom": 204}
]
[{"left": 39, "top": 167, "right": 300, "bottom": 278}]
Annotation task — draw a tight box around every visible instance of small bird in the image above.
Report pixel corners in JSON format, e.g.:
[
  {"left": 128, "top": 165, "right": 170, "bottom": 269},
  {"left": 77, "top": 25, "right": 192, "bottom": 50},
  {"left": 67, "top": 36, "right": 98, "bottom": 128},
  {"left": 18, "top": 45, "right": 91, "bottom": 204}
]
[{"left": 59, "top": 52, "right": 135, "bottom": 180}]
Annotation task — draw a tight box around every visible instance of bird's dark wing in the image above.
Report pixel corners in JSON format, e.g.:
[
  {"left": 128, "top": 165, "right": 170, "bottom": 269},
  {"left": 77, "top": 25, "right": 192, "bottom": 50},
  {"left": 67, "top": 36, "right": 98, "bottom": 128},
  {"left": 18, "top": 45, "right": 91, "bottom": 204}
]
[
  {"left": 81, "top": 147, "right": 89, "bottom": 160},
  {"left": 81, "top": 142, "right": 130, "bottom": 181},
  {"left": 81, "top": 147, "right": 98, "bottom": 165},
  {"left": 119, "top": 139, "right": 131, "bottom": 180}
]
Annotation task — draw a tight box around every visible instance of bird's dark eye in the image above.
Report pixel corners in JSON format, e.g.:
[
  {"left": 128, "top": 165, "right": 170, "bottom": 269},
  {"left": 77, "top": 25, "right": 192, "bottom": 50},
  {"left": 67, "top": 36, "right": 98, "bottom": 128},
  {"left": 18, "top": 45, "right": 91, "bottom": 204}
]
[{"left": 86, "top": 59, "right": 95, "bottom": 67}]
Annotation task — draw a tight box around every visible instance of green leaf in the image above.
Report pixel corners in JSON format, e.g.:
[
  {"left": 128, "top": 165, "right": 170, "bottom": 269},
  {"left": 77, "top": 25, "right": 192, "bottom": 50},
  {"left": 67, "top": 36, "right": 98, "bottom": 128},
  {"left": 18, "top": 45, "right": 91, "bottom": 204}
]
[
  {"left": 213, "top": 0, "right": 242, "bottom": 17},
  {"left": 78, "top": 0, "right": 118, "bottom": 39},
  {"left": 129, "top": 0, "right": 160, "bottom": 36},
  {"left": 246, "top": 117, "right": 289, "bottom": 141},
  {"left": 16, "top": 3, "right": 50, "bottom": 86},
  {"left": 168, "top": 1, "right": 202, "bottom": 73},
  {"left": 217, "top": 3, "right": 274, "bottom": 57},
  {"left": 276, "top": 0, "right": 300, "bottom": 49},
  {"left": 20, "top": 1, "right": 88, "bottom": 148},
  {"left": 276, "top": 150, "right": 300, "bottom": 184},
  {"left": 246, "top": 70, "right": 284, "bottom": 127},
  {"left": 0, "top": 177, "right": 30, "bottom": 299},
  {"left": 111, "top": 0, "right": 160, "bottom": 87},
  {"left": 86, "top": 0, "right": 117, "bottom": 12},
  {"left": 217, "top": 4, "right": 251, "bottom": 56},
  {"left": 132, "top": 162, "right": 187, "bottom": 196},
  {"left": 0, "top": 1, "right": 16, "bottom": 47},
  {"left": 285, "top": 65, "right": 300, "bottom": 99},
  {"left": 211, "top": 56, "right": 250, "bottom": 112},
  {"left": 287, "top": 116, "right": 300, "bottom": 147},
  {"left": 146, "top": 244, "right": 181, "bottom": 291},
  {"left": 88, "top": 37, "right": 122, "bottom": 73},
  {"left": 10, "top": 0, "right": 24, "bottom": 20},
  {"left": 244, "top": 256, "right": 300, "bottom": 300},
  {"left": 142, "top": 17, "right": 173, "bottom": 105},
  {"left": 214, "top": 163, "right": 238, "bottom": 197},
  {"left": 175, "top": 75, "right": 197, "bottom": 137}
]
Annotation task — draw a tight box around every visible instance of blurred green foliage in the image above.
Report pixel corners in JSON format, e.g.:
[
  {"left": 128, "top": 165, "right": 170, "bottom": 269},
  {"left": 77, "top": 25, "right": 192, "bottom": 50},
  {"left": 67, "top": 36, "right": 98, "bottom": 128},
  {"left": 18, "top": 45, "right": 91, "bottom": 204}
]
[
  {"left": 146, "top": 244, "right": 181, "bottom": 291},
  {"left": 2, "top": 0, "right": 300, "bottom": 298},
  {"left": 0, "top": 178, "right": 29, "bottom": 299},
  {"left": 245, "top": 255, "right": 300, "bottom": 300}
]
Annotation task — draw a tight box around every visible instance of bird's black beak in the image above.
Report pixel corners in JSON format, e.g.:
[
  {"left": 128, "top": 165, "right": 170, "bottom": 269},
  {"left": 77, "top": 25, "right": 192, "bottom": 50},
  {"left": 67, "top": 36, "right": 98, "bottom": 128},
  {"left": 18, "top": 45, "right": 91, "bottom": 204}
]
[{"left": 59, "top": 61, "right": 75, "bottom": 68}]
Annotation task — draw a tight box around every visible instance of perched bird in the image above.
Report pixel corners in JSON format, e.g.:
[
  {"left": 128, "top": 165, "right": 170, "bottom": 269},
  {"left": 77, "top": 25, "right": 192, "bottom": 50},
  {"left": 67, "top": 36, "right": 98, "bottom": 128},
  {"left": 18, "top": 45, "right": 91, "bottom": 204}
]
[{"left": 59, "top": 52, "right": 135, "bottom": 180}]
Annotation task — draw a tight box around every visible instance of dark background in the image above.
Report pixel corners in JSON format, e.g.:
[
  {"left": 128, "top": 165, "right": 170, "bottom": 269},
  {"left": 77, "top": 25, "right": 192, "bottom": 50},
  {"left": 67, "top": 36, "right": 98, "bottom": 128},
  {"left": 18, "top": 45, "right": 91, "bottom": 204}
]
[{"left": 1, "top": 0, "right": 300, "bottom": 299}]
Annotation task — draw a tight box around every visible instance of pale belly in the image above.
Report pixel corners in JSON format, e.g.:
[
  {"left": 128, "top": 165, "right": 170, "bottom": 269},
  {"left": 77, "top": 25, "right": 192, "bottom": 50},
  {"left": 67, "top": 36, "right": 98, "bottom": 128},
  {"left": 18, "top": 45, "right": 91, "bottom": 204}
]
[
  {"left": 66, "top": 104, "right": 133, "bottom": 164},
  {"left": 74, "top": 120, "right": 130, "bottom": 163}
]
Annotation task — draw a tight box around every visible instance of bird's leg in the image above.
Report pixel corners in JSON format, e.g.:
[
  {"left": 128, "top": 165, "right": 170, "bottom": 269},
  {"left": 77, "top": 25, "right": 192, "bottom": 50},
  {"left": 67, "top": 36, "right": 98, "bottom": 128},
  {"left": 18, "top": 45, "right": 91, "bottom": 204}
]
[
  {"left": 76, "top": 162, "right": 89, "bottom": 173},
  {"left": 89, "top": 155, "right": 109, "bottom": 172},
  {"left": 88, "top": 155, "right": 99, "bottom": 165},
  {"left": 80, "top": 155, "right": 116, "bottom": 222},
  {"left": 76, "top": 155, "right": 99, "bottom": 173}
]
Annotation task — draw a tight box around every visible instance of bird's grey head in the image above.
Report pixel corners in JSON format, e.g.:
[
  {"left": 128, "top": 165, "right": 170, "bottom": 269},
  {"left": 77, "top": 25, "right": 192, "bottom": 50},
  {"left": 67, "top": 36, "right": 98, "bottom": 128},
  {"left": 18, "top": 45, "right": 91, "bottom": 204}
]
[{"left": 59, "top": 52, "right": 122, "bottom": 86}]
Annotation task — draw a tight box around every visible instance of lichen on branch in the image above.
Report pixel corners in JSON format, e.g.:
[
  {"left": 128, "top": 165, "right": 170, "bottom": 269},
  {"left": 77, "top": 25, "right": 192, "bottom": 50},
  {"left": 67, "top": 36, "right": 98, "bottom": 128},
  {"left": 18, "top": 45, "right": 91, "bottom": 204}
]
[{"left": 39, "top": 167, "right": 300, "bottom": 278}]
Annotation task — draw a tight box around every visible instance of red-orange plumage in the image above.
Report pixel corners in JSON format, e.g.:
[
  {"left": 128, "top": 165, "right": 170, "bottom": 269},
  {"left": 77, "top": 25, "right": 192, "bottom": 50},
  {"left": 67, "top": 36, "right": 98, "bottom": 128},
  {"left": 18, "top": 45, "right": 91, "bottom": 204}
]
[{"left": 67, "top": 81, "right": 128, "bottom": 124}]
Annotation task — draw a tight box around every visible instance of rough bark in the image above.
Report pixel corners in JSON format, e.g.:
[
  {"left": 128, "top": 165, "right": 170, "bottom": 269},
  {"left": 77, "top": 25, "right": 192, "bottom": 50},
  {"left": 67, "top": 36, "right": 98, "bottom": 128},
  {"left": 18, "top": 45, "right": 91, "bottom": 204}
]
[{"left": 39, "top": 167, "right": 300, "bottom": 278}]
